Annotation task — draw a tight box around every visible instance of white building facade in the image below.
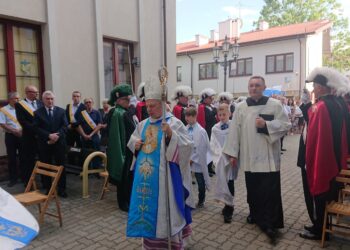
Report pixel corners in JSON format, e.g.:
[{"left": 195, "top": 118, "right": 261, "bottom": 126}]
[
  {"left": 0, "top": 0, "right": 176, "bottom": 157},
  {"left": 176, "top": 19, "right": 331, "bottom": 97}
]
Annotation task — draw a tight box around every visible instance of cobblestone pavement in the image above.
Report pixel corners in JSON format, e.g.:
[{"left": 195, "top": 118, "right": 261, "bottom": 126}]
[{"left": 1, "top": 135, "right": 350, "bottom": 249}]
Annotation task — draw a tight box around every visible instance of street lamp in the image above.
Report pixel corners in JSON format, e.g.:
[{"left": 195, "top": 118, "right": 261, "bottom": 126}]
[{"left": 213, "top": 35, "right": 239, "bottom": 91}]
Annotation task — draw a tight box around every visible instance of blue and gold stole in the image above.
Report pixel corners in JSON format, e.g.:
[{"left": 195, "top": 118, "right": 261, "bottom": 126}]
[
  {"left": 0, "top": 216, "right": 38, "bottom": 245},
  {"left": 127, "top": 118, "right": 164, "bottom": 238}
]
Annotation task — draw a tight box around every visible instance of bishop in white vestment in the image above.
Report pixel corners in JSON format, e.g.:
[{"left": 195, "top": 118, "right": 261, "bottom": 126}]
[{"left": 126, "top": 77, "right": 194, "bottom": 250}]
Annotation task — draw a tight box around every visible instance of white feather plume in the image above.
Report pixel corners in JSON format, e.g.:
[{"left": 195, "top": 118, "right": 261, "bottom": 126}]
[
  {"left": 137, "top": 82, "right": 146, "bottom": 99},
  {"left": 172, "top": 85, "right": 192, "bottom": 100},
  {"left": 199, "top": 88, "right": 216, "bottom": 100},
  {"left": 218, "top": 92, "right": 233, "bottom": 102},
  {"left": 306, "top": 67, "right": 350, "bottom": 96}
]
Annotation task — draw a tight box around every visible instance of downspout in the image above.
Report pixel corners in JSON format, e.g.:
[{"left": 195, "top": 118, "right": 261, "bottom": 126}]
[
  {"left": 186, "top": 52, "right": 193, "bottom": 91},
  {"left": 298, "top": 36, "right": 303, "bottom": 97}
]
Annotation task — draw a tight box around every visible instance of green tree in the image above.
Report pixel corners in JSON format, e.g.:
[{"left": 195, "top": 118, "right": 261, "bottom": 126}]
[{"left": 256, "top": 0, "right": 350, "bottom": 72}]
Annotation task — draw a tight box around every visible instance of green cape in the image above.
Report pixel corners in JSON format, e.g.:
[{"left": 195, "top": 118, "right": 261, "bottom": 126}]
[{"left": 106, "top": 105, "right": 126, "bottom": 182}]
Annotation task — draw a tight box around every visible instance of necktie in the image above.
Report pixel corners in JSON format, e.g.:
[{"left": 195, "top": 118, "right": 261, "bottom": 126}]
[
  {"left": 221, "top": 123, "right": 229, "bottom": 130},
  {"left": 48, "top": 108, "right": 53, "bottom": 121},
  {"left": 32, "top": 101, "right": 37, "bottom": 110}
]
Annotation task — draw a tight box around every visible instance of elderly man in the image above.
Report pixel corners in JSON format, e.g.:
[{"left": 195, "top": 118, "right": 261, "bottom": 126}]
[
  {"left": 33, "top": 91, "right": 68, "bottom": 197},
  {"left": 106, "top": 84, "right": 135, "bottom": 212},
  {"left": 127, "top": 77, "right": 194, "bottom": 249},
  {"left": 299, "top": 67, "right": 350, "bottom": 240},
  {"left": 65, "top": 91, "right": 85, "bottom": 147},
  {"left": 15, "top": 85, "right": 43, "bottom": 185},
  {"left": 223, "top": 76, "right": 291, "bottom": 244},
  {"left": 0, "top": 92, "right": 22, "bottom": 187}
]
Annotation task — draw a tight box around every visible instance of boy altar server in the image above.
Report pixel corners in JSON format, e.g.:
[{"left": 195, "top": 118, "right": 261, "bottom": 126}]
[
  {"left": 210, "top": 103, "right": 238, "bottom": 223},
  {"left": 185, "top": 107, "right": 211, "bottom": 208}
]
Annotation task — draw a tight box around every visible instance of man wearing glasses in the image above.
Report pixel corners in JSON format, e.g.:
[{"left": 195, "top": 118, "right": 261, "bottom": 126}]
[
  {"left": 15, "top": 85, "right": 43, "bottom": 185},
  {"left": 65, "top": 91, "right": 86, "bottom": 148}
]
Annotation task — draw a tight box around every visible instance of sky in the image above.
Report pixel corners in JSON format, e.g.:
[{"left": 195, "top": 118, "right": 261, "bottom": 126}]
[{"left": 176, "top": 0, "right": 350, "bottom": 43}]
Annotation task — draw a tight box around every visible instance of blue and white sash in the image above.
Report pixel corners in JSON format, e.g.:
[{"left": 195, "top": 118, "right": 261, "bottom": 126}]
[{"left": 127, "top": 118, "right": 163, "bottom": 238}]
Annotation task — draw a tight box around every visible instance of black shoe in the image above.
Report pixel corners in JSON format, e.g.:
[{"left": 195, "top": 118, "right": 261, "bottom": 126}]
[
  {"left": 304, "top": 225, "right": 315, "bottom": 233},
  {"left": 223, "top": 206, "right": 234, "bottom": 223},
  {"left": 58, "top": 191, "right": 68, "bottom": 198},
  {"left": 246, "top": 214, "right": 255, "bottom": 224},
  {"left": 196, "top": 202, "right": 204, "bottom": 209},
  {"left": 7, "top": 180, "right": 17, "bottom": 187},
  {"left": 264, "top": 228, "right": 277, "bottom": 245},
  {"left": 281, "top": 148, "right": 287, "bottom": 151},
  {"left": 119, "top": 204, "right": 129, "bottom": 212},
  {"left": 299, "top": 230, "right": 324, "bottom": 240}
]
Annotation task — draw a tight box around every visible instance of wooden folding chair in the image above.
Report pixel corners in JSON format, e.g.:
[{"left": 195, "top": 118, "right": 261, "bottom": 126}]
[
  {"left": 321, "top": 169, "right": 350, "bottom": 247},
  {"left": 14, "top": 161, "right": 64, "bottom": 227}
]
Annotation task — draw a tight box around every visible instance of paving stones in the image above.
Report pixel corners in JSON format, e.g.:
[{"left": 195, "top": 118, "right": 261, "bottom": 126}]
[{"left": 1, "top": 135, "right": 349, "bottom": 249}]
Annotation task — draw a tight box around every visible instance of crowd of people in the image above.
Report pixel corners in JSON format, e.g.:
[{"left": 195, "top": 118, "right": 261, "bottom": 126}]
[{"left": 1, "top": 66, "right": 350, "bottom": 249}]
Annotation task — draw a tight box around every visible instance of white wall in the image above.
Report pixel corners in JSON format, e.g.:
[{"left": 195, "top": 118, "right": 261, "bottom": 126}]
[
  {"left": 0, "top": 0, "right": 177, "bottom": 156},
  {"left": 0, "top": 0, "right": 46, "bottom": 23}
]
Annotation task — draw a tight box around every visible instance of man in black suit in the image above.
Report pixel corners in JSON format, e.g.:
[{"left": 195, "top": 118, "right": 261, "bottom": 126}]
[
  {"left": 15, "top": 85, "right": 43, "bottom": 185},
  {"left": 33, "top": 90, "right": 68, "bottom": 197},
  {"left": 65, "top": 91, "right": 85, "bottom": 147}
]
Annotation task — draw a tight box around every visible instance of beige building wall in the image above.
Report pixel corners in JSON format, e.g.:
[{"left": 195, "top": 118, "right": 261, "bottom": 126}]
[
  {"left": 176, "top": 35, "right": 324, "bottom": 97},
  {"left": 0, "top": 0, "right": 176, "bottom": 156}
]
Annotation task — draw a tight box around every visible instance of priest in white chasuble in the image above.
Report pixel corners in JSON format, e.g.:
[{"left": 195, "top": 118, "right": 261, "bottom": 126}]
[
  {"left": 223, "top": 76, "right": 291, "bottom": 244},
  {"left": 126, "top": 76, "right": 194, "bottom": 250}
]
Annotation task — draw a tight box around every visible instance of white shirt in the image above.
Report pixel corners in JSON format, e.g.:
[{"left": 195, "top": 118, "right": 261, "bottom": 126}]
[
  {"left": 25, "top": 98, "right": 38, "bottom": 110},
  {"left": 0, "top": 104, "right": 20, "bottom": 130}
]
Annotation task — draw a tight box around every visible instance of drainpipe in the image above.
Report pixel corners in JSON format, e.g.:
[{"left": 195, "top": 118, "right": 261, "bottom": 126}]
[
  {"left": 186, "top": 52, "right": 193, "bottom": 91},
  {"left": 298, "top": 36, "right": 303, "bottom": 97}
]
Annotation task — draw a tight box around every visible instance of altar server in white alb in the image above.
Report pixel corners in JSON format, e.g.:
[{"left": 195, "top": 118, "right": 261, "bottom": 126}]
[
  {"left": 218, "top": 92, "right": 235, "bottom": 117},
  {"left": 223, "top": 76, "right": 291, "bottom": 244},
  {"left": 0, "top": 187, "right": 39, "bottom": 250},
  {"left": 126, "top": 76, "right": 194, "bottom": 250},
  {"left": 184, "top": 107, "right": 211, "bottom": 208},
  {"left": 211, "top": 103, "right": 238, "bottom": 224}
]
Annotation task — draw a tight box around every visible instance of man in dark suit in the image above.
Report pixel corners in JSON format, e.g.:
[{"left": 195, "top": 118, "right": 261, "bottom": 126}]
[
  {"left": 15, "top": 85, "right": 43, "bottom": 185},
  {"left": 33, "top": 90, "right": 68, "bottom": 197},
  {"left": 65, "top": 91, "right": 85, "bottom": 147}
]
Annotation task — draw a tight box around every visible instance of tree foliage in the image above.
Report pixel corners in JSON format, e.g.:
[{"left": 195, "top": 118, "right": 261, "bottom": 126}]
[{"left": 256, "top": 0, "right": 350, "bottom": 72}]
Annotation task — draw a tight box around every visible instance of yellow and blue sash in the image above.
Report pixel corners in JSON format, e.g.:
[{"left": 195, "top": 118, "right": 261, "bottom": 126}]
[
  {"left": 0, "top": 106, "right": 21, "bottom": 129},
  {"left": 127, "top": 118, "right": 163, "bottom": 238},
  {"left": 18, "top": 100, "right": 35, "bottom": 117},
  {"left": 81, "top": 110, "right": 96, "bottom": 130},
  {"left": 0, "top": 216, "right": 38, "bottom": 245}
]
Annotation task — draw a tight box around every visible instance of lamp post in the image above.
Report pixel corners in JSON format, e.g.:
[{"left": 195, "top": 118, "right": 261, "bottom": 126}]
[{"left": 213, "top": 35, "right": 239, "bottom": 92}]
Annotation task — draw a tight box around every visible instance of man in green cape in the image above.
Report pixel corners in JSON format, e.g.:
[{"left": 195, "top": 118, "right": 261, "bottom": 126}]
[{"left": 107, "top": 84, "right": 136, "bottom": 212}]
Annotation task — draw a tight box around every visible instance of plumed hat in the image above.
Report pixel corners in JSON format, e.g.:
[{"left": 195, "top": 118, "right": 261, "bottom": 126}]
[
  {"left": 172, "top": 85, "right": 192, "bottom": 100},
  {"left": 199, "top": 88, "right": 216, "bottom": 100},
  {"left": 306, "top": 67, "right": 350, "bottom": 96},
  {"left": 144, "top": 76, "right": 162, "bottom": 100},
  {"left": 218, "top": 92, "right": 233, "bottom": 102},
  {"left": 108, "top": 84, "right": 132, "bottom": 106},
  {"left": 235, "top": 96, "right": 247, "bottom": 103},
  {"left": 137, "top": 82, "right": 146, "bottom": 99}
]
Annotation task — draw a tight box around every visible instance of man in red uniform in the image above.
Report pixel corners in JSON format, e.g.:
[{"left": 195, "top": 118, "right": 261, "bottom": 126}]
[
  {"left": 135, "top": 82, "right": 149, "bottom": 122},
  {"left": 300, "top": 67, "right": 350, "bottom": 240},
  {"left": 172, "top": 85, "right": 192, "bottom": 125},
  {"left": 197, "top": 88, "right": 218, "bottom": 176}
]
